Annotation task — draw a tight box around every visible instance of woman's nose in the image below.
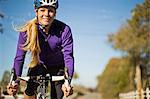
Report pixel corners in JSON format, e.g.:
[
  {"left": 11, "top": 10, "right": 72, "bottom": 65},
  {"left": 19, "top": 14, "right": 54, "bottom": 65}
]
[{"left": 44, "top": 10, "right": 49, "bottom": 16}]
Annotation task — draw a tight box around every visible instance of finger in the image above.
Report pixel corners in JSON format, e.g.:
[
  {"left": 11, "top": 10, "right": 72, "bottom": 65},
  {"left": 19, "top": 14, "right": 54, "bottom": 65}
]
[
  {"left": 65, "top": 86, "right": 71, "bottom": 92},
  {"left": 61, "top": 87, "right": 66, "bottom": 93},
  {"left": 66, "top": 88, "right": 73, "bottom": 96},
  {"left": 7, "top": 85, "right": 14, "bottom": 88},
  {"left": 8, "top": 85, "right": 17, "bottom": 89},
  {"left": 64, "top": 93, "right": 67, "bottom": 97},
  {"left": 7, "top": 85, "right": 11, "bottom": 89},
  {"left": 71, "top": 87, "right": 73, "bottom": 92},
  {"left": 7, "top": 87, "right": 18, "bottom": 95},
  {"left": 7, "top": 90, "right": 14, "bottom": 95},
  {"left": 64, "top": 91, "right": 70, "bottom": 97},
  {"left": 12, "top": 88, "right": 17, "bottom": 92},
  {"left": 13, "top": 83, "right": 18, "bottom": 86},
  {"left": 62, "top": 85, "right": 68, "bottom": 92},
  {"left": 69, "top": 91, "right": 73, "bottom": 95},
  {"left": 11, "top": 89, "right": 17, "bottom": 95},
  {"left": 71, "top": 86, "right": 73, "bottom": 89},
  {"left": 13, "top": 90, "right": 17, "bottom": 95},
  {"left": 69, "top": 89, "right": 73, "bottom": 94},
  {"left": 10, "top": 87, "right": 17, "bottom": 91},
  {"left": 66, "top": 93, "right": 70, "bottom": 96},
  {"left": 14, "top": 85, "right": 19, "bottom": 89}
]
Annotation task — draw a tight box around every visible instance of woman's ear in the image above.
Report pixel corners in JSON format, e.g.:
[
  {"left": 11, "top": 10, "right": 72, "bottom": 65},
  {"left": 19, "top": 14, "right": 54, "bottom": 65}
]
[
  {"left": 55, "top": 10, "right": 57, "bottom": 16},
  {"left": 35, "top": 9, "right": 38, "bottom": 17}
]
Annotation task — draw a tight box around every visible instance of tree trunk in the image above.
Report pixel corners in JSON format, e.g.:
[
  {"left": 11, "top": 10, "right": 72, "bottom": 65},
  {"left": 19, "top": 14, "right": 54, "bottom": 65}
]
[{"left": 135, "top": 65, "right": 142, "bottom": 99}]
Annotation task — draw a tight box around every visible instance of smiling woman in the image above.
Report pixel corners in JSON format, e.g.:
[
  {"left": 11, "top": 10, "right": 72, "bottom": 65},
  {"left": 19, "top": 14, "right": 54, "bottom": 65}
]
[
  {"left": 6, "top": 0, "right": 74, "bottom": 99},
  {"left": 1, "top": 0, "right": 145, "bottom": 92},
  {"left": 35, "top": 6, "right": 56, "bottom": 33}
]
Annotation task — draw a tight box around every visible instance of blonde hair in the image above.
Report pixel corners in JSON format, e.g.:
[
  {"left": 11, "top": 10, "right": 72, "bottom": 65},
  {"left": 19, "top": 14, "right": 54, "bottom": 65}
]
[{"left": 15, "top": 17, "right": 41, "bottom": 68}]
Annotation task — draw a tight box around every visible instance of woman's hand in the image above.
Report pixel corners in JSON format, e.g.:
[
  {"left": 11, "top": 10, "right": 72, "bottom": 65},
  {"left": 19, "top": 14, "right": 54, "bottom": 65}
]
[
  {"left": 61, "top": 83, "right": 73, "bottom": 97},
  {"left": 7, "top": 81, "right": 19, "bottom": 95}
]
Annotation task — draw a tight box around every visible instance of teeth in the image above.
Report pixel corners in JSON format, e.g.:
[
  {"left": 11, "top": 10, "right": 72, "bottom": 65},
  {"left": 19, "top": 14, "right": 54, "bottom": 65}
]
[{"left": 42, "top": 17, "right": 49, "bottom": 19}]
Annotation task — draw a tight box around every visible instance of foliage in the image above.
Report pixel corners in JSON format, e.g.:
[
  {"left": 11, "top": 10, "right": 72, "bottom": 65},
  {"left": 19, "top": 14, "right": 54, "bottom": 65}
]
[
  {"left": 0, "top": 70, "right": 10, "bottom": 92},
  {"left": 97, "top": 58, "right": 135, "bottom": 99},
  {"left": 0, "top": 70, "right": 24, "bottom": 94},
  {"left": 107, "top": 0, "right": 150, "bottom": 91},
  {"left": 108, "top": 0, "right": 150, "bottom": 66},
  {"left": 73, "top": 72, "right": 79, "bottom": 80},
  {"left": 0, "top": 0, "right": 4, "bottom": 33},
  {"left": 97, "top": 1, "right": 150, "bottom": 99}
]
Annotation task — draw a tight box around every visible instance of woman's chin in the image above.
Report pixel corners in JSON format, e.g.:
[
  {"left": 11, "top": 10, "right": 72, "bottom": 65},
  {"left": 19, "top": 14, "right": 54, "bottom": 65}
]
[{"left": 42, "top": 22, "right": 50, "bottom": 26}]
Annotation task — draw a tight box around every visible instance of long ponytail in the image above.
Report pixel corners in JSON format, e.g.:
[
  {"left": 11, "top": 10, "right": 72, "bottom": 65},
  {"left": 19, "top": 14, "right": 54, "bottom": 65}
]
[{"left": 15, "top": 17, "right": 41, "bottom": 68}]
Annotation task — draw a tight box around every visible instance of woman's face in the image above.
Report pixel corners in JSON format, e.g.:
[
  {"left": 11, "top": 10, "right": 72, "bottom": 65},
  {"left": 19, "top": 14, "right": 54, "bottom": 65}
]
[{"left": 36, "top": 6, "right": 56, "bottom": 26}]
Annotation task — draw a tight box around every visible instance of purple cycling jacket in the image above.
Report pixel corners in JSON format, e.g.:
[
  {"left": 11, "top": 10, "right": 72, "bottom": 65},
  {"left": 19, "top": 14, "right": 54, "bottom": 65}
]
[{"left": 13, "top": 19, "right": 74, "bottom": 78}]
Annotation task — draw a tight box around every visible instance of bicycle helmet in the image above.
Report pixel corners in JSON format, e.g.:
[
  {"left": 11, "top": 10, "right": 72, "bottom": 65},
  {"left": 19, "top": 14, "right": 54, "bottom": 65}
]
[{"left": 34, "top": 0, "right": 58, "bottom": 9}]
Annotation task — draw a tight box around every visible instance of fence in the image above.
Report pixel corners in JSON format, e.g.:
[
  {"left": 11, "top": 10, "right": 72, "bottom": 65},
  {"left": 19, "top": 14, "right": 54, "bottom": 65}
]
[{"left": 119, "top": 88, "right": 150, "bottom": 99}]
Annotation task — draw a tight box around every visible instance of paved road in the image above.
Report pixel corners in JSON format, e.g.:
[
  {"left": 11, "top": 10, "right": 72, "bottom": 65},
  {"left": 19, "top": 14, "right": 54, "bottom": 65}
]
[
  {"left": 66, "top": 92, "right": 101, "bottom": 99},
  {"left": 2, "top": 92, "right": 101, "bottom": 99}
]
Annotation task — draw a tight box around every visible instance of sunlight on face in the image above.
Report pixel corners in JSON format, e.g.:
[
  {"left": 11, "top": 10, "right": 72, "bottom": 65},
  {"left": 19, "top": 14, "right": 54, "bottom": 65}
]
[{"left": 36, "top": 6, "right": 56, "bottom": 26}]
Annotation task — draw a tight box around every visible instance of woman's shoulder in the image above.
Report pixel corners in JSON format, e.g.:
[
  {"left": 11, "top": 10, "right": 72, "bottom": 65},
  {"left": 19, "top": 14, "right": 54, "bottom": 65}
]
[
  {"left": 53, "top": 19, "right": 70, "bottom": 29},
  {"left": 19, "top": 31, "right": 27, "bottom": 40},
  {"left": 53, "top": 19, "right": 66, "bottom": 25}
]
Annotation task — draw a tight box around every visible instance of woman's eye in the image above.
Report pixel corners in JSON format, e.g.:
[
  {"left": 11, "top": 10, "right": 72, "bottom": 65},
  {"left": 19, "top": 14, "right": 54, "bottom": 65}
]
[
  {"left": 49, "top": 9, "right": 55, "bottom": 13},
  {"left": 40, "top": 9, "right": 45, "bottom": 12}
]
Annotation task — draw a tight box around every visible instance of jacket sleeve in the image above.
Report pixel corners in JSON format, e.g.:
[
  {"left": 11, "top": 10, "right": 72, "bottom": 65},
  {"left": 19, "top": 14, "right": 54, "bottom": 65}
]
[
  {"left": 61, "top": 25, "right": 74, "bottom": 78},
  {"left": 13, "top": 32, "right": 27, "bottom": 76}
]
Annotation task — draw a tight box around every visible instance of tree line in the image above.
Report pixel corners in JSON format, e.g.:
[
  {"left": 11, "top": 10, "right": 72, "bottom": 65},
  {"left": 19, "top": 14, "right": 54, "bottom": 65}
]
[{"left": 97, "top": 0, "right": 150, "bottom": 99}]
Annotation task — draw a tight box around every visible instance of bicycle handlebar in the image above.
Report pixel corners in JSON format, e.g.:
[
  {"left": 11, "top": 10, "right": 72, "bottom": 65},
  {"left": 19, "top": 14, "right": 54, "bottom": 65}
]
[
  {"left": 8, "top": 68, "right": 71, "bottom": 99},
  {"left": 18, "top": 74, "right": 65, "bottom": 82},
  {"left": 9, "top": 68, "right": 67, "bottom": 84}
]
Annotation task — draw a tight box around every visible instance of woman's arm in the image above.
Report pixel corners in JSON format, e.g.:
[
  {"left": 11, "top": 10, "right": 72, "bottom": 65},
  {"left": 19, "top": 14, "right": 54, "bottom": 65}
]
[
  {"left": 13, "top": 32, "right": 27, "bottom": 76},
  {"left": 61, "top": 25, "right": 74, "bottom": 80}
]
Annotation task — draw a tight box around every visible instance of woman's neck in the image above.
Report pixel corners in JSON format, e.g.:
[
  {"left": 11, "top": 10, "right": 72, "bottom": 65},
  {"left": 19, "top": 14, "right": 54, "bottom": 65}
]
[
  {"left": 43, "top": 24, "right": 51, "bottom": 34},
  {"left": 45, "top": 27, "right": 49, "bottom": 34}
]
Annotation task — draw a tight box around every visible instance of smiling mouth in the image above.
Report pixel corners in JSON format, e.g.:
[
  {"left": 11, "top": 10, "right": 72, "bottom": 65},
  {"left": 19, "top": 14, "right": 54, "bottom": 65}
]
[
  {"left": 43, "top": 18, "right": 49, "bottom": 20},
  {"left": 43, "top": 18, "right": 50, "bottom": 21}
]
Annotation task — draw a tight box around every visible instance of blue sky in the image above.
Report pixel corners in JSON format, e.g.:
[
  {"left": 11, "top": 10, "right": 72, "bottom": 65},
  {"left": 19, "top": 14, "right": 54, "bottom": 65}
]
[{"left": 0, "top": 0, "right": 144, "bottom": 88}]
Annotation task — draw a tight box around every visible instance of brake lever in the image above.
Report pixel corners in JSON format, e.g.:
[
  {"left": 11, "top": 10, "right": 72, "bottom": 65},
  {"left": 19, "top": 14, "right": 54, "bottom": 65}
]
[
  {"left": 64, "top": 68, "right": 70, "bottom": 88},
  {"left": 9, "top": 68, "right": 16, "bottom": 86}
]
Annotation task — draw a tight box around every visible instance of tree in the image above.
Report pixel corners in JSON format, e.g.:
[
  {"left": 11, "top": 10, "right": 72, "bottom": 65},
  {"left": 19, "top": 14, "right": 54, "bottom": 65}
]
[
  {"left": 73, "top": 72, "right": 79, "bottom": 80},
  {"left": 97, "top": 58, "right": 133, "bottom": 99},
  {"left": 0, "top": 13, "right": 4, "bottom": 33},
  {"left": 108, "top": 0, "right": 150, "bottom": 89},
  {"left": 128, "top": 0, "right": 150, "bottom": 64},
  {"left": 0, "top": 70, "right": 10, "bottom": 92},
  {"left": 0, "top": 0, "right": 7, "bottom": 33},
  {"left": 109, "top": 0, "right": 150, "bottom": 66}
]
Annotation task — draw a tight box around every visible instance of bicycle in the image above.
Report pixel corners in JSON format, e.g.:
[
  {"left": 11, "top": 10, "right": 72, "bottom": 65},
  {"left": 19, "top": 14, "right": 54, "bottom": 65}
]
[{"left": 8, "top": 68, "right": 70, "bottom": 99}]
